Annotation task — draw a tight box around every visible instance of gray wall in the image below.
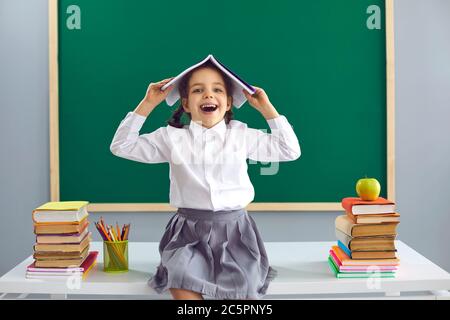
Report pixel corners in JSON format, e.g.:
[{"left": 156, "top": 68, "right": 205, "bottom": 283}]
[{"left": 1, "top": 0, "right": 449, "bottom": 278}]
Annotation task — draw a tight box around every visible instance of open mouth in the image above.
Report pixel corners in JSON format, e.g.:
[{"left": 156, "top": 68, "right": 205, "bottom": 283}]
[{"left": 200, "top": 104, "right": 218, "bottom": 113}]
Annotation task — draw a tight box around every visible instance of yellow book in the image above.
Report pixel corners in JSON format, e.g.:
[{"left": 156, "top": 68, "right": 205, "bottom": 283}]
[
  {"left": 32, "top": 201, "right": 89, "bottom": 223},
  {"left": 35, "top": 201, "right": 89, "bottom": 211}
]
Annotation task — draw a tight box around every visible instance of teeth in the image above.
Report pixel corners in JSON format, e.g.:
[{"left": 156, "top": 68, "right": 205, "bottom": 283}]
[{"left": 200, "top": 104, "right": 218, "bottom": 112}]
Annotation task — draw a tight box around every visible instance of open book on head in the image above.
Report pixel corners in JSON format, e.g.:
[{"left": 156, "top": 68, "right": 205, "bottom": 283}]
[{"left": 161, "top": 54, "right": 256, "bottom": 108}]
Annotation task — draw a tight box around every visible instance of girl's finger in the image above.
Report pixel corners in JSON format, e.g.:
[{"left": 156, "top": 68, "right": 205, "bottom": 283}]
[
  {"left": 161, "top": 84, "right": 173, "bottom": 92},
  {"left": 243, "top": 90, "right": 252, "bottom": 98},
  {"left": 157, "top": 82, "right": 169, "bottom": 88}
]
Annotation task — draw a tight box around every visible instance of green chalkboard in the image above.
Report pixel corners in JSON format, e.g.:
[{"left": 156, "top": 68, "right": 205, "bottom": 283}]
[{"left": 53, "top": 0, "right": 394, "bottom": 211}]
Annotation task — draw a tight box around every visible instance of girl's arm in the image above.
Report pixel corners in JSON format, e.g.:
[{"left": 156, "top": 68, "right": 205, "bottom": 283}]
[
  {"left": 243, "top": 87, "right": 301, "bottom": 162},
  {"left": 245, "top": 115, "right": 301, "bottom": 162},
  {"left": 109, "top": 108, "right": 170, "bottom": 164},
  {"left": 110, "top": 79, "right": 174, "bottom": 163},
  {"left": 134, "top": 78, "right": 174, "bottom": 117}
]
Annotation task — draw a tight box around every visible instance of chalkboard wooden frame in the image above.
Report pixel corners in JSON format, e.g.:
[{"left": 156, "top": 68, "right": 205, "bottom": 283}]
[{"left": 49, "top": 0, "right": 395, "bottom": 212}]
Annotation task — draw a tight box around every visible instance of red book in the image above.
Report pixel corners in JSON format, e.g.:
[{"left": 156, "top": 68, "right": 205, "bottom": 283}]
[
  {"left": 341, "top": 197, "right": 395, "bottom": 215},
  {"left": 331, "top": 246, "right": 399, "bottom": 266}
]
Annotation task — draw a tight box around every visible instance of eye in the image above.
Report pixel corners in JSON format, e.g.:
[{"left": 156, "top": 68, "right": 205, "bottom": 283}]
[
  {"left": 192, "top": 88, "right": 201, "bottom": 93},
  {"left": 214, "top": 88, "right": 223, "bottom": 92}
]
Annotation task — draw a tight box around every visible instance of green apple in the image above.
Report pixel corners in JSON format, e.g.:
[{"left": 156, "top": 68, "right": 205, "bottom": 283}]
[{"left": 356, "top": 177, "right": 381, "bottom": 201}]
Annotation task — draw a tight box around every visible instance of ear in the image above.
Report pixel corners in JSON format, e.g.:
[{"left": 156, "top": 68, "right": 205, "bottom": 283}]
[
  {"left": 182, "top": 98, "right": 190, "bottom": 113},
  {"left": 227, "top": 96, "right": 233, "bottom": 111}
]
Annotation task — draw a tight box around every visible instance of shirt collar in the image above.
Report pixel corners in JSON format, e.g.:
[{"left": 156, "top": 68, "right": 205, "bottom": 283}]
[{"left": 189, "top": 118, "right": 227, "bottom": 142}]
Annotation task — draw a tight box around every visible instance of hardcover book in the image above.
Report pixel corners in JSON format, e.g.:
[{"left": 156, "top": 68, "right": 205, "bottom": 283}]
[
  {"left": 341, "top": 197, "right": 395, "bottom": 215},
  {"left": 161, "top": 54, "right": 256, "bottom": 108}
]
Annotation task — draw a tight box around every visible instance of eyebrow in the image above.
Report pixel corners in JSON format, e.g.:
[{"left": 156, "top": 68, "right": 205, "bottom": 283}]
[{"left": 191, "top": 82, "right": 225, "bottom": 87}]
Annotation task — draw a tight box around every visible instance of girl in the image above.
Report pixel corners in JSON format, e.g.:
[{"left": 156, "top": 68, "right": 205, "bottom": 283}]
[{"left": 110, "top": 60, "right": 301, "bottom": 300}]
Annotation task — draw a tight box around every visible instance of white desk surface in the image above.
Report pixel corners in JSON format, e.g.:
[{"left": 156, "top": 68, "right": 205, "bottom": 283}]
[{"left": 1, "top": 240, "right": 450, "bottom": 298}]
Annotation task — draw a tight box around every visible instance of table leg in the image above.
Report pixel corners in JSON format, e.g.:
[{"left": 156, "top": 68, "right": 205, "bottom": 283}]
[
  {"left": 50, "top": 294, "right": 67, "bottom": 299},
  {"left": 430, "top": 290, "right": 450, "bottom": 300}
]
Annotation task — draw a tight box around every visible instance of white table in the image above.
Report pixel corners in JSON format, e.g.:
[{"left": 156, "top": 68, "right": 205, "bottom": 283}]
[{"left": 1, "top": 240, "right": 449, "bottom": 300}]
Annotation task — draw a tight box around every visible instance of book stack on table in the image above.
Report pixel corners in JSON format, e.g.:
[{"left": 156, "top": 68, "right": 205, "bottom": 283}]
[
  {"left": 328, "top": 197, "right": 400, "bottom": 278},
  {"left": 27, "top": 201, "right": 98, "bottom": 280}
]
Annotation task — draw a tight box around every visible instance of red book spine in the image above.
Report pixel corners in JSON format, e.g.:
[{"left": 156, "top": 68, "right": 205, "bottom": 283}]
[{"left": 341, "top": 197, "right": 356, "bottom": 213}]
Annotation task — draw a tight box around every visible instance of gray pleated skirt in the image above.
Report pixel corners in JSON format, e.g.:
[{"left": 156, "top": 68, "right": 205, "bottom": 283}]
[{"left": 147, "top": 207, "right": 277, "bottom": 299}]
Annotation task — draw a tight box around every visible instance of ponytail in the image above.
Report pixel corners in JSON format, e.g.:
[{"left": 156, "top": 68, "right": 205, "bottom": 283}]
[
  {"left": 167, "top": 105, "right": 234, "bottom": 128},
  {"left": 224, "top": 108, "right": 234, "bottom": 124},
  {"left": 167, "top": 104, "right": 188, "bottom": 128}
]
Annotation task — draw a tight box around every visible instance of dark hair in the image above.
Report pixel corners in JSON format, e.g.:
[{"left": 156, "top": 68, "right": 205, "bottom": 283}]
[{"left": 167, "top": 60, "right": 234, "bottom": 128}]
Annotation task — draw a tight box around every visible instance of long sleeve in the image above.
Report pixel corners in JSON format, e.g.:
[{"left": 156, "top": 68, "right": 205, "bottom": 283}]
[
  {"left": 110, "top": 112, "right": 170, "bottom": 164},
  {"left": 245, "top": 115, "right": 301, "bottom": 162}
]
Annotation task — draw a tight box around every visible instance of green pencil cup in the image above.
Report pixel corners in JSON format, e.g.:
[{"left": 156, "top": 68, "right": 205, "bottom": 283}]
[{"left": 103, "top": 240, "right": 129, "bottom": 273}]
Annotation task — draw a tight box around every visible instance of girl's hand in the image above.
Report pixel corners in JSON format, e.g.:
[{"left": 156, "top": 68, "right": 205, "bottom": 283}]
[
  {"left": 243, "top": 86, "right": 272, "bottom": 111},
  {"left": 243, "top": 86, "right": 280, "bottom": 119},
  {"left": 143, "top": 77, "right": 175, "bottom": 108}
]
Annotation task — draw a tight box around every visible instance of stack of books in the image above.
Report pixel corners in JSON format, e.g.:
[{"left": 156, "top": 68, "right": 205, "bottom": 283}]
[
  {"left": 27, "top": 201, "right": 98, "bottom": 280},
  {"left": 328, "top": 197, "right": 400, "bottom": 278}
]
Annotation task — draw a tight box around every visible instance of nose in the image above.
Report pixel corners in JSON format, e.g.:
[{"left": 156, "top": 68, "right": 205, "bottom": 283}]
[{"left": 203, "top": 89, "right": 214, "bottom": 99}]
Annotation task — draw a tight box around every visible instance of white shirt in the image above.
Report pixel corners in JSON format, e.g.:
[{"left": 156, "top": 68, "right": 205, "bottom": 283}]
[{"left": 110, "top": 111, "right": 301, "bottom": 211}]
